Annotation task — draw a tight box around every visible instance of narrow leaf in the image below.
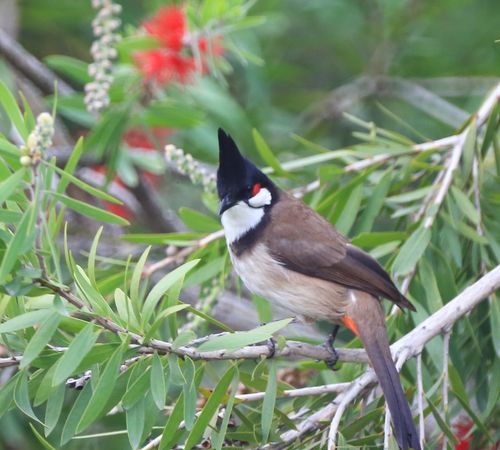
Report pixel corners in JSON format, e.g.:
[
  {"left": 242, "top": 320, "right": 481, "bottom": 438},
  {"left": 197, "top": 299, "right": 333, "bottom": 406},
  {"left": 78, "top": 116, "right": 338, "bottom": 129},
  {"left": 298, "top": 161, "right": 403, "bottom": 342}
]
[
  {"left": 0, "top": 80, "right": 29, "bottom": 139},
  {"left": 21, "top": 313, "right": 61, "bottom": 369},
  {"left": 52, "top": 323, "right": 99, "bottom": 386},
  {"left": 198, "top": 318, "right": 293, "bottom": 352},
  {"left": 261, "top": 360, "right": 277, "bottom": 443},
  {"left": 50, "top": 192, "right": 129, "bottom": 226},
  {"left": 0, "top": 169, "right": 26, "bottom": 205},
  {"left": 0, "top": 309, "right": 52, "bottom": 334},
  {"left": 184, "top": 365, "right": 236, "bottom": 450},
  {"left": 77, "top": 345, "right": 123, "bottom": 432},
  {"left": 252, "top": 129, "right": 289, "bottom": 177},
  {"left": 151, "top": 353, "right": 167, "bottom": 410},
  {"left": 44, "top": 383, "right": 65, "bottom": 437},
  {"left": 392, "top": 227, "right": 431, "bottom": 275},
  {"left": 142, "top": 259, "right": 200, "bottom": 325}
]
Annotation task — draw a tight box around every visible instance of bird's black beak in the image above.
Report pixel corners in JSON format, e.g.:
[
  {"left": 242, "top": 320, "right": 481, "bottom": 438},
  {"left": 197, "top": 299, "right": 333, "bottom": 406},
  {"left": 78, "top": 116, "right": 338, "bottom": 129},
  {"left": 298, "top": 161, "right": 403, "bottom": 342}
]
[{"left": 219, "top": 195, "right": 236, "bottom": 215}]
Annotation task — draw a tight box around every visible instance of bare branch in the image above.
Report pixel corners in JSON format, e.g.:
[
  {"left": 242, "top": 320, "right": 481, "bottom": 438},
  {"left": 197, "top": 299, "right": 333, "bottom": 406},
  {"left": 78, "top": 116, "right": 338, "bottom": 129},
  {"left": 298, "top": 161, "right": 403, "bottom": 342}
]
[{"left": 0, "top": 27, "right": 74, "bottom": 96}]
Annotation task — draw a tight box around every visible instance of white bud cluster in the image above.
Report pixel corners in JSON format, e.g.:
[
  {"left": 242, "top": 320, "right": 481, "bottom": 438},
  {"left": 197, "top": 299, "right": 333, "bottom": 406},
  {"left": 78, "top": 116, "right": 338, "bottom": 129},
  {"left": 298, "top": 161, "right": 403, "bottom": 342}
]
[
  {"left": 19, "top": 112, "right": 54, "bottom": 166},
  {"left": 165, "top": 144, "right": 216, "bottom": 193},
  {"left": 84, "top": 0, "right": 121, "bottom": 113}
]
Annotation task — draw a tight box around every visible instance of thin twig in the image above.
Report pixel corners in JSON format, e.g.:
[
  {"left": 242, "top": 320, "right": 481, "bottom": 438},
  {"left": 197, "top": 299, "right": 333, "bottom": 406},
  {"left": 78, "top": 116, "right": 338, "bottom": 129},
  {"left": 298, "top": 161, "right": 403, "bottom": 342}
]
[
  {"left": 416, "top": 353, "right": 425, "bottom": 449},
  {"left": 383, "top": 407, "right": 392, "bottom": 450},
  {"left": 143, "top": 229, "right": 225, "bottom": 278},
  {"left": 235, "top": 382, "right": 350, "bottom": 403},
  {"left": 441, "top": 329, "right": 451, "bottom": 449}
]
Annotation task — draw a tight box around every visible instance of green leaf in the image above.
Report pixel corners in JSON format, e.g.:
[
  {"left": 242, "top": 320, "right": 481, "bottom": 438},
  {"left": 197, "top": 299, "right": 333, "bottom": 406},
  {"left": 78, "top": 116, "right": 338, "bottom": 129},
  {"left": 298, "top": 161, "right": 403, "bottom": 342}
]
[
  {"left": 44, "top": 55, "right": 91, "bottom": 85},
  {"left": 480, "top": 101, "right": 499, "bottom": 156},
  {"left": 179, "top": 207, "right": 221, "bottom": 232},
  {"left": 450, "top": 186, "right": 480, "bottom": 225},
  {"left": 87, "top": 226, "right": 103, "bottom": 286},
  {"left": 77, "top": 345, "right": 123, "bottom": 432},
  {"left": 56, "top": 137, "right": 84, "bottom": 194},
  {"left": 130, "top": 245, "right": 150, "bottom": 307},
  {"left": 50, "top": 192, "right": 129, "bottom": 226},
  {"left": 49, "top": 162, "right": 122, "bottom": 204},
  {"left": 252, "top": 129, "right": 290, "bottom": 177},
  {"left": 142, "top": 259, "right": 200, "bottom": 325},
  {"left": 14, "top": 371, "right": 43, "bottom": 424},
  {"left": 198, "top": 318, "right": 293, "bottom": 352},
  {"left": 122, "top": 368, "right": 151, "bottom": 410},
  {"left": 159, "top": 393, "right": 184, "bottom": 450},
  {"left": 44, "top": 383, "right": 65, "bottom": 437},
  {"left": 60, "top": 383, "right": 93, "bottom": 444},
  {"left": 114, "top": 288, "right": 140, "bottom": 329},
  {"left": 212, "top": 370, "right": 239, "bottom": 450},
  {"left": 126, "top": 396, "right": 146, "bottom": 449},
  {"left": 30, "top": 423, "right": 57, "bottom": 450},
  {"left": 351, "top": 231, "right": 406, "bottom": 248},
  {"left": 143, "top": 304, "right": 190, "bottom": 342},
  {"left": 426, "top": 396, "right": 459, "bottom": 445},
  {"left": 184, "top": 365, "right": 236, "bottom": 450},
  {"left": 0, "top": 80, "right": 28, "bottom": 139},
  {"left": 52, "top": 323, "right": 99, "bottom": 386},
  {"left": 491, "top": 297, "right": 500, "bottom": 357},
  {"left": 151, "top": 353, "right": 167, "bottom": 410},
  {"left": 74, "top": 265, "right": 115, "bottom": 318},
  {"left": 334, "top": 183, "right": 363, "bottom": 235},
  {"left": 0, "top": 205, "right": 36, "bottom": 283},
  {"left": 0, "top": 375, "right": 16, "bottom": 419},
  {"left": 355, "top": 169, "right": 392, "bottom": 233},
  {"left": 261, "top": 360, "right": 277, "bottom": 443},
  {"left": 20, "top": 313, "right": 61, "bottom": 369},
  {"left": 461, "top": 120, "right": 477, "bottom": 180},
  {"left": 183, "top": 357, "right": 197, "bottom": 431},
  {"left": 0, "top": 169, "right": 26, "bottom": 205},
  {"left": 392, "top": 227, "right": 431, "bottom": 276},
  {"left": 0, "top": 309, "right": 52, "bottom": 334}
]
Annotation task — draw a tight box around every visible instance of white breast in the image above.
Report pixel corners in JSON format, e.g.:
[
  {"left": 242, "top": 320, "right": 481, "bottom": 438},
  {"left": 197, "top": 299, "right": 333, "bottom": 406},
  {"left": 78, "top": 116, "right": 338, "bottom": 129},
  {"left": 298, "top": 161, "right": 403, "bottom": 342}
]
[{"left": 228, "top": 243, "right": 349, "bottom": 323}]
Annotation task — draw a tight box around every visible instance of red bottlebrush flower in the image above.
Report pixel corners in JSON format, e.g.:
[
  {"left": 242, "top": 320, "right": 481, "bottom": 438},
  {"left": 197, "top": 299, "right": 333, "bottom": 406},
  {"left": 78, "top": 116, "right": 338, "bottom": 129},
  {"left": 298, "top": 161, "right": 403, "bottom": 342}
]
[
  {"left": 454, "top": 418, "right": 473, "bottom": 450},
  {"left": 124, "top": 129, "right": 154, "bottom": 149},
  {"left": 198, "top": 36, "right": 224, "bottom": 57},
  {"left": 143, "top": 6, "right": 185, "bottom": 51},
  {"left": 135, "top": 50, "right": 196, "bottom": 85}
]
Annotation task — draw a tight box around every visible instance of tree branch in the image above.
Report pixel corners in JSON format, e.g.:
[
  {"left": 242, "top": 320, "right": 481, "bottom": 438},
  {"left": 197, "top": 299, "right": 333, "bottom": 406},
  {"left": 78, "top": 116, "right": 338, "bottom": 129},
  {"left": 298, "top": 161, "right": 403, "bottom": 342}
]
[{"left": 0, "top": 27, "right": 74, "bottom": 96}]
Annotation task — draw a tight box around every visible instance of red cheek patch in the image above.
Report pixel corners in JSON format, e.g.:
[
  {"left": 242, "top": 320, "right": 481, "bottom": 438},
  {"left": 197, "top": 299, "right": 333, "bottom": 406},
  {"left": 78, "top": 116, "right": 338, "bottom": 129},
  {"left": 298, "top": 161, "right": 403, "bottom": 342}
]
[{"left": 252, "top": 183, "right": 261, "bottom": 197}]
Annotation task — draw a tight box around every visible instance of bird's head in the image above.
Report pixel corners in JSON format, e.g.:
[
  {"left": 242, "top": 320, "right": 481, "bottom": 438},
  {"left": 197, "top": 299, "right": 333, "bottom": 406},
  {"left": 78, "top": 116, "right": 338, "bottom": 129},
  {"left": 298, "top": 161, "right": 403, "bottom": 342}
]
[{"left": 217, "top": 128, "right": 277, "bottom": 242}]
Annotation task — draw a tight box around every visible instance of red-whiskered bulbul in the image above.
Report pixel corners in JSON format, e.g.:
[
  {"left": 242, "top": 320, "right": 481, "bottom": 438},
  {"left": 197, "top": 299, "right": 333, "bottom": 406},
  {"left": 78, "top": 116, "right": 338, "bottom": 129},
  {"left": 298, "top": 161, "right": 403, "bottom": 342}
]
[{"left": 216, "top": 128, "right": 421, "bottom": 450}]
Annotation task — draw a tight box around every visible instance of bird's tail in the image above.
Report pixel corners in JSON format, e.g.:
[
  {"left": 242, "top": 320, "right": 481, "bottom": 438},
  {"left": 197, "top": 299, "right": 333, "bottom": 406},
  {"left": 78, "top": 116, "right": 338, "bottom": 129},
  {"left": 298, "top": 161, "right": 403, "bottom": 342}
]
[{"left": 349, "top": 294, "right": 421, "bottom": 450}]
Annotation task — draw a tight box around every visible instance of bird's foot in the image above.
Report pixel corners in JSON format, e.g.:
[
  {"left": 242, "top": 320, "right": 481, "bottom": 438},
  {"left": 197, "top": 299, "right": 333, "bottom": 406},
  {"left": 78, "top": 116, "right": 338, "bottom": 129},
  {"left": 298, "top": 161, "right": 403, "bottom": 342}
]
[
  {"left": 266, "top": 337, "right": 276, "bottom": 359},
  {"left": 324, "top": 325, "right": 340, "bottom": 370}
]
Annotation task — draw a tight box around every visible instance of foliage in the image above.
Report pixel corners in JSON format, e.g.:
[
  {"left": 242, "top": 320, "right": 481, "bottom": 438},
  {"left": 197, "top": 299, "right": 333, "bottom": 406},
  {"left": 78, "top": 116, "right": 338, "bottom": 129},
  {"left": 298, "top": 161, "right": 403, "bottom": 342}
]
[{"left": 0, "top": 1, "right": 499, "bottom": 450}]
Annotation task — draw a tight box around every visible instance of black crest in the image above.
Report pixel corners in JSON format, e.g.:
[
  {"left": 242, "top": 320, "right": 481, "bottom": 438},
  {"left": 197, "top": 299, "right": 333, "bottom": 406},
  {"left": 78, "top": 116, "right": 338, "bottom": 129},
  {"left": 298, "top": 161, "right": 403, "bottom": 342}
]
[{"left": 216, "top": 128, "right": 276, "bottom": 202}]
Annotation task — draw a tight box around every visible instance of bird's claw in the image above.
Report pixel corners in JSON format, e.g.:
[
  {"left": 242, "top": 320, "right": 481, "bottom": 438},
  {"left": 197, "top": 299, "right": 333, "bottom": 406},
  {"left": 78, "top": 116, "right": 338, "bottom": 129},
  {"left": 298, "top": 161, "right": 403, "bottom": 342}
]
[
  {"left": 266, "top": 337, "right": 276, "bottom": 359},
  {"left": 324, "top": 343, "right": 339, "bottom": 370},
  {"left": 324, "top": 325, "right": 340, "bottom": 370}
]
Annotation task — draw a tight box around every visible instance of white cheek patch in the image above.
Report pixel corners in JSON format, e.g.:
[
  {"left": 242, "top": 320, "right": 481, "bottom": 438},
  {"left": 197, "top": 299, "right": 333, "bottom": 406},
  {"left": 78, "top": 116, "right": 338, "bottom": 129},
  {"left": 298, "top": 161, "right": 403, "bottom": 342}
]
[
  {"left": 221, "top": 201, "right": 264, "bottom": 244},
  {"left": 248, "top": 187, "right": 272, "bottom": 207}
]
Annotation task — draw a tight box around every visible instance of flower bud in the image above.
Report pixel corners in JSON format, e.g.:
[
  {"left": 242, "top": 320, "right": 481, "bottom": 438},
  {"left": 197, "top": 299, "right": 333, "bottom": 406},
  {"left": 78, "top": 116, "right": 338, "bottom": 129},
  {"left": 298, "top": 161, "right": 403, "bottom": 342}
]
[{"left": 20, "top": 155, "right": 32, "bottom": 166}]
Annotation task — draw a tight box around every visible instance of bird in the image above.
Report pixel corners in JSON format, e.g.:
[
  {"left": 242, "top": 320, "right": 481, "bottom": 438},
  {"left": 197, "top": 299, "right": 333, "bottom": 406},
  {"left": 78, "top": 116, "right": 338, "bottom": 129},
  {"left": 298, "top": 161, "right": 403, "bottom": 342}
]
[{"left": 216, "top": 128, "right": 421, "bottom": 450}]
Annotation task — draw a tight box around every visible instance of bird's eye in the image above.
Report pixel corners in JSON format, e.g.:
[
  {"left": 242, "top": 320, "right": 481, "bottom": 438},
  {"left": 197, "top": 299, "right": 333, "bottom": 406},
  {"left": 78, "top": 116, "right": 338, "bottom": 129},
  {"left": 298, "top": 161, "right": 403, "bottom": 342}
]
[{"left": 251, "top": 183, "right": 261, "bottom": 197}]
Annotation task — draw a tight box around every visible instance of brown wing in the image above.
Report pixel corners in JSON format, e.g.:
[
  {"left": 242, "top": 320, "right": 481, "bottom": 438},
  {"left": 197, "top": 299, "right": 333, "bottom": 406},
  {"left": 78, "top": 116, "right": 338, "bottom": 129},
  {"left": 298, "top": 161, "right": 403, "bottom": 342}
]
[{"left": 266, "top": 193, "right": 415, "bottom": 311}]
